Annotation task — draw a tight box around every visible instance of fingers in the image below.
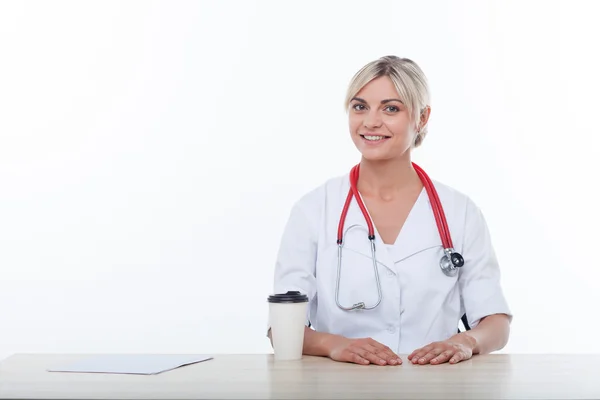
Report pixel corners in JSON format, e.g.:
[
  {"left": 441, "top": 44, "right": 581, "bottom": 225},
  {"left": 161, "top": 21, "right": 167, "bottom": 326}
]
[
  {"left": 366, "top": 338, "right": 402, "bottom": 365},
  {"left": 430, "top": 349, "right": 454, "bottom": 364},
  {"left": 449, "top": 351, "right": 467, "bottom": 364},
  {"left": 409, "top": 343, "right": 470, "bottom": 365},
  {"left": 415, "top": 347, "right": 445, "bottom": 365},
  {"left": 409, "top": 344, "right": 434, "bottom": 364},
  {"left": 408, "top": 350, "right": 418, "bottom": 360},
  {"left": 339, "top": 338, "right": 402, "bottom": 366},
  {"left": 350, "top": 346, "right": 390, "bottom": 366},
  {"left": 349, "top": 351, "right": 370, "bottom": 365},
  {"left": 408, "top": 344, "right": 431, "bottom": 360},
  {"left": 336, "top": 347, "right": 377, "bottom": 366}
]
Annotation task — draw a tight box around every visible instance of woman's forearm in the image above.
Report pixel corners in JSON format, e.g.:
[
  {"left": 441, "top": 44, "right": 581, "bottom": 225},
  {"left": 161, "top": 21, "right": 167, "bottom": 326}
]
[
  {"left": 302, "top": 327, "right": 344, "bottom": 357},
  {"left": 461, "top": 313, "right": 511, "bottom": 354},
  {"left": 268, "top": 327, "right": 341, "bottom": 357}
]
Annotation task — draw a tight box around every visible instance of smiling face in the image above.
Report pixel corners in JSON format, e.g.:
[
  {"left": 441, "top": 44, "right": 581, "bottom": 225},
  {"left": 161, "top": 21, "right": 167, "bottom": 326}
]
[{"left": 348, "top": 76, "right": 421, "bottom": 162}]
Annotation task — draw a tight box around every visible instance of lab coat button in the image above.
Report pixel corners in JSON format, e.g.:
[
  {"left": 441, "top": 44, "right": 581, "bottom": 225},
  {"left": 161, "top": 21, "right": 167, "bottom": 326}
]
[
  {"left": 386, "top": 269, "right": 394, "bottom": 276},
  {"left": 387, "top": 326, "right": 396, "bottom": 334}
]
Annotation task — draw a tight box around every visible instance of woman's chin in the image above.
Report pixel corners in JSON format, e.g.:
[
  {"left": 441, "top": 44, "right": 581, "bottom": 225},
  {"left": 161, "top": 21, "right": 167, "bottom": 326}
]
[{"left": 358, "top": 150, "right": 395, "bottom": 162}]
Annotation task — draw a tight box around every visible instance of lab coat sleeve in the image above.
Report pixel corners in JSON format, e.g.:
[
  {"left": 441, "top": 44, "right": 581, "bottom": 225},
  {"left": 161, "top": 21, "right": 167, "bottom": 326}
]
[
  {"left": 268, "top": 201, "right": 318, "bottom": 332},
  {"left": 458, "top": 199, "right": 512, "bottom": 329}
]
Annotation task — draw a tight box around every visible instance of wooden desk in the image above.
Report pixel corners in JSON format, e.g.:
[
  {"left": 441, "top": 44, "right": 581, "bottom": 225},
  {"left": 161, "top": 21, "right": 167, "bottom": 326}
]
[{"left": 1, "top": 353, "right": 599, "bottom": 399}]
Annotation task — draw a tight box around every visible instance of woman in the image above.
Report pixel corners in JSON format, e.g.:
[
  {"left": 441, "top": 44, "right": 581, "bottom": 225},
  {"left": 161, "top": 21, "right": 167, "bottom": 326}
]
[{"left": 268, "top": 56, "right": 512, "bottom": 366}]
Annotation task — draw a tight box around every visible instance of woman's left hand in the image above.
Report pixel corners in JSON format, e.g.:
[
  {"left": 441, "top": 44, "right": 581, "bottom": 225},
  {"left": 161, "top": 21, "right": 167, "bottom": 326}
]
[{"left": 408, "top": 333, "right": 477, "bottom": 365}]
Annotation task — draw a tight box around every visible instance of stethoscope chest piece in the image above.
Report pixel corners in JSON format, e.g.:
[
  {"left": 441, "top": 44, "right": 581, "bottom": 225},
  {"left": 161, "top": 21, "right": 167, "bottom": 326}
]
[{"left": 439, "top": 248, "right": 465, "bottom": 277}]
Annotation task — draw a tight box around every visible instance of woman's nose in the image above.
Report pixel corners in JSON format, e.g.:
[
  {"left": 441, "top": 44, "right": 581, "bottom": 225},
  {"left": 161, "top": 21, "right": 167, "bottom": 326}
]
[{"left": 363, "top": 110, "right": 382, "bottom": 128}]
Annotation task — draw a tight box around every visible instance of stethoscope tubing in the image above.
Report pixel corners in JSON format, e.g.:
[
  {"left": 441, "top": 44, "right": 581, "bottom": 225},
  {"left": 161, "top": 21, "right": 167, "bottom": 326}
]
[{"left": 337, "top": 162, "right": 453, "bottom": 248}]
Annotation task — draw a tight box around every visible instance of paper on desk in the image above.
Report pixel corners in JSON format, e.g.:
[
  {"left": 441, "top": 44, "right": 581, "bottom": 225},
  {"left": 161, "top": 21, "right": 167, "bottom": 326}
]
[{"left": 47, "top": 354, "right": 213, "bottom": 375}]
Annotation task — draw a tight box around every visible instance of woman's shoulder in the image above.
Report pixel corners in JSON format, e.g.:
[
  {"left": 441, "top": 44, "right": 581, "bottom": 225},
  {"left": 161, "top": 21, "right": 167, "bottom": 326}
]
[
  {"left": 280, "top": 174, "right": 348, "bottom": 232},
  {"left": 292, "top": 173, "right": 349, "bottom": 209},
  {"left": 430, "top": 179, "right": 471, "bottom": 203},
  {"left": 429, "top": 179, "right": 486, "bottom": 222}
]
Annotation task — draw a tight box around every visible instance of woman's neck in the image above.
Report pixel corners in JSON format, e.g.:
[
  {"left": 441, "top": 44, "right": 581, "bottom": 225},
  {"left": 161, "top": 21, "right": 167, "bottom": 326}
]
[{"left": 357, "top": 156, "right": 422, "bottom": 200}]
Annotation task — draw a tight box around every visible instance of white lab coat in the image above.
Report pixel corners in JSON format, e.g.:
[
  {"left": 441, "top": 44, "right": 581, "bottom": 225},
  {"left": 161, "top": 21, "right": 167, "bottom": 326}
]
[{"left": 270, "top": 172, "right": 512, "bottom": 354}]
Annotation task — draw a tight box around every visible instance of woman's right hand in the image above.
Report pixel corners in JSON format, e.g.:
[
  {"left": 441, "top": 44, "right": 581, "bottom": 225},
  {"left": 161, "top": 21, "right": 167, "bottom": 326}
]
[{"left": 326, "top": 336, "right": 402, "bottom": 366}]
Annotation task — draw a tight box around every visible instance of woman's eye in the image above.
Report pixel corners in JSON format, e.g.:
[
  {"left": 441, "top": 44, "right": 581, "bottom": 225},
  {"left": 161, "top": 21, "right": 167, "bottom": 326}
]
[
  {"left": 352, "top": 104, "right": 366, "bottom": 111},
  {"left": 385, "top": 105, "right": 400, "bottom": 112}
]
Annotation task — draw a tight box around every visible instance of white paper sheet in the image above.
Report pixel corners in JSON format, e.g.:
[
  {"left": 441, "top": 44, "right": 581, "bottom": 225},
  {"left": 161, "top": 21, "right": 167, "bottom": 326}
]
[{"left": 47, "top": 354, "right": 213, "bottom": 375}]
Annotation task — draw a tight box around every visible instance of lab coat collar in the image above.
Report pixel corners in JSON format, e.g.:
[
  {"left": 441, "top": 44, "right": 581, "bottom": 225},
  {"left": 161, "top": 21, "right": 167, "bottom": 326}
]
[
  {"left": 387, "top": 188, "right": 442, "bottom": 264},
  {"left": 338, "top": 179, "right": 442, "bottom": 273},
  {"left": 338, "top": 193, "right": 396, "bottom": 275}
]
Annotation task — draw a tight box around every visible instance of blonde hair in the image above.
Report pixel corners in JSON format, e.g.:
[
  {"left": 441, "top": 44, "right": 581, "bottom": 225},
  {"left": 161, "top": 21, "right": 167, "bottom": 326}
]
[{"left": 344, "top": 56, "right": 431, "bottom": 147}]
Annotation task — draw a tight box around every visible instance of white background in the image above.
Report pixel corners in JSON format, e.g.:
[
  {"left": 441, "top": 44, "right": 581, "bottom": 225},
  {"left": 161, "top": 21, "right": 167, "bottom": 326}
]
[{"left": 1, "top": 0, "right": 599, "bottom": 361}]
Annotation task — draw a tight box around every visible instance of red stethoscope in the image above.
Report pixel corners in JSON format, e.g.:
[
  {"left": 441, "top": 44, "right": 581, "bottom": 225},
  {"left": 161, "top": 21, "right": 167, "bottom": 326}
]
[{"left": 334, "top": 162, "right": 465, "bottom": 311}]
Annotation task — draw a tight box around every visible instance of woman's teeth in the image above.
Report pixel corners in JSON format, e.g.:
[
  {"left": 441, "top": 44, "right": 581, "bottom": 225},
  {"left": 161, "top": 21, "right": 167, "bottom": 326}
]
[{"left": 364, "top": 135, "right": 387, "bottom": 141}]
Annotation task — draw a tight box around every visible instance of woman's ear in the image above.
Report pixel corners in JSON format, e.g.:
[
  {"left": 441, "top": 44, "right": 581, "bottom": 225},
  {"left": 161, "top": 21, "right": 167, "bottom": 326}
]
[
  {"left": 419, "top": 106, "right": 431, "bottom": 129},
  {"left": 412, "top": 106, "right": 431, "bottom": 148}
]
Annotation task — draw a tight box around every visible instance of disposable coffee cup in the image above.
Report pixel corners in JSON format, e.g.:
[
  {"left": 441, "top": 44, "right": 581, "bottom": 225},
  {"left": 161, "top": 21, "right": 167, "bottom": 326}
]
[{"left": 268, "top": 291, "right": 309, "bottom": 361}]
